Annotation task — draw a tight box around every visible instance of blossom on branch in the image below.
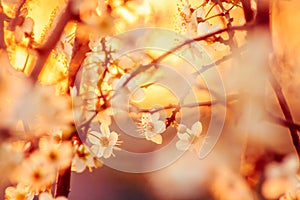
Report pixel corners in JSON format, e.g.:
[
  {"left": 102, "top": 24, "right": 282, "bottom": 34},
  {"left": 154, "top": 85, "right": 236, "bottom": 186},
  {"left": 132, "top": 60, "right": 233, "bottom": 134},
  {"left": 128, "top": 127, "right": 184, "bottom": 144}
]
[
  {"left": 138, "top": 112, "right": 166, "bottom": 144},
  {"left": 262, "top": 154, "right": 300, "bottom": 199},
  {"left": 87, "top": 124, "right": 121, "bottom": 158},
  {"left": 72, "top": 143, "right": 101, "bottom": 173},
  {"left": 11, "top": 152, "right": 56, "bottom": 193},
  {"left": 38, "top": 137, "right": 73, "bottom": 170},
  {"left": 176, "top": 121, "right": 204, "bottom": 152},
  {"left": 5, "top": 183, "right": 34, "bottom": 200}
]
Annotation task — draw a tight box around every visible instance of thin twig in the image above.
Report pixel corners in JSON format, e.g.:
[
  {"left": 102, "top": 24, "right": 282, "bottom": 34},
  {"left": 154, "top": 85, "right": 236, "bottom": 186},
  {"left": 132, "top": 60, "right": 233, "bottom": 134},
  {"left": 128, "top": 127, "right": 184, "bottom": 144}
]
[
  {"left": 267, "top": 111, "right": 300, "bottom": 132},
  {"left": 119, "top": 24, "right": 253, "bottom": 89},
  {"left": 192, "top": 44, "right": 247, "bottom": 75},
  {"left": 135, "top": 93, "right": 239, "bottom": 114}
]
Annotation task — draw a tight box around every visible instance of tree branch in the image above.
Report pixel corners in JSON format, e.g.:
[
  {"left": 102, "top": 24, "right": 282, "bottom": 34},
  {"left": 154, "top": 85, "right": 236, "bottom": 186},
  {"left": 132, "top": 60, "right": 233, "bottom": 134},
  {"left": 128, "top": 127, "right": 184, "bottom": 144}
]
[
  {"left": 267, "top": 111, "right": 300, "bottom": 132},
  {"left": 67, "top": 25, "right": 90, "bottom": 92},
  {"left": 0, "top": 2, "right": 6, "bottom": 49},
  {"left": 192, "top": 44, "right": 247, "bottom": 75},
  {"left": 7, "top": 0, "right": 26, "bottom": 31},
  {"left": 241, "top": 0, "right": 255, "bottom": 23},
  {"left": 30, "top": 1, "right": 79, "bottom": 82},
  {"left": 54, "top": 166, "right": 72, "bottom": 198},
  {"left": 269, "top": 70, "right": 300, "bottom": 156},
  {"left": 119, "top": 24, "right": 253, "bottom": 90},
  {"left": 136, "top": 93, "right": 239, "bottom": 114}
]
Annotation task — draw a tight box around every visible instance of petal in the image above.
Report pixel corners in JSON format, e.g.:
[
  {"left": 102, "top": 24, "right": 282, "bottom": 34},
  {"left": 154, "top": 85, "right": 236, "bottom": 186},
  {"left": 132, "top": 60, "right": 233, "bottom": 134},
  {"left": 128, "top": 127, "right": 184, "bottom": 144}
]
[
  {"left": 176, "top": 140, "right": 189, "bottom": 151},
  {"left": 177, "top": 132, "right": 189, "bottom": 140},
  {"left": 150, "top": 134, "right": 162, "bottom": 144},
  {"left": 87, "top": 132, "right": 100, "bottom": 145},
  {"left": 97, "top": 146, "right": 105, "bottom": 157},
  {"left": 4, "top": 187, "right": 14, "bottom": 197},
  {"left": 195, "top": 7, "right": 205, "bottom": 18},
  {"left": 197, "top": 22, "right": 210, "bottom": 35},
  {"left": 90, "top": 145, "right": 100, "bottom": 156},
  {"left": 73, "top": 158, "right": 86, "bottom": 173},
  {"left": 57, "top": 197, "right": 68, "bottom": 200},
  {"left": 86, "top": 154, "right": 95, "bottom": 167},
  {"left": 103, "top": 146, "right": 113, "bottom": 158},
  {"left": 22, "top": 17, "right": 34, "bottom": 33},
  {"left": 39, "top": 192, "right": 52, "bottom": 200},
  {"left": 151, "top": 112, "right": 160, "bottom": 121},
  {"left": 191, "top": 121, "right": 202, "bottom": 136},
  {"left": 153, "top": 121, "right": 166, "bottom": 134},
  {"left": 109, "top": 132, "right": 118, "bottom": 146}
]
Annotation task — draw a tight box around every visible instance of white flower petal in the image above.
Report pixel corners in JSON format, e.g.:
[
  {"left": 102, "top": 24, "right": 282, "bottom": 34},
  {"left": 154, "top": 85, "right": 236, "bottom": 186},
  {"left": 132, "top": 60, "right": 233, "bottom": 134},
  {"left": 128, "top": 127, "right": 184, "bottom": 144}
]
[
  {"left": 39, "top": 192, "right": 52, "bottom": 200},
  {"left": 73, "top": 158, "right": 86, "bottom": 173},
  {"left": 22, "top": 17, "right": 34, "bottom": 33},
  {"left": 150, "top": 134, "right": 162, "bottom": 144},
  {"left": 87, "top": 132, "right": 100, "bottom": 145},
  {"left": 109, "top": 131, "right": 118, "bottom": 146},
  {"left": 195, "top": 7, "right": 205, "bottom": 18},
  {"left": 103, "top": 146, "right": 113, "bottom": 158},
  {"left": 151, "top": 112, "right": 160, "bottom": 121},
  {"left": 176, "top": 140, "right": 189, "bottom": 151},
  {"left": 91, "top": 145, "right": 100, "bottom": 156},
  {"left": 177, "top": 132, "right": 190, "bottom": 140},
  {"left": 197, "top": 22, "right": 210, "bottom": 35},
  {"left": 191, "top": 121, "right": 202, "bottom": 135},
  {"left": 97, "top": 146, "right": 105, "bottom": 157},
  {"left": 153, "top": 121, "right": 166, "bottom": 134}
]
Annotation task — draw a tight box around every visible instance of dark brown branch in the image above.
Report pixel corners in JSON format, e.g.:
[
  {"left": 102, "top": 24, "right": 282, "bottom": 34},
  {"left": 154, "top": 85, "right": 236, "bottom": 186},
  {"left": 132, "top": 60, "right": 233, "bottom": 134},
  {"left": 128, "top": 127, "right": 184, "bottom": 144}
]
[
  {"left": 54, "top": 166, "right": 72, "bottom": 198},
  {"left": 267, "top": 111, "right": 300, "bottom": 132},
  {"left": 241, "top": 0, "right": 255, "bottom": 23},
  {"left": 30, "top": 1, "right": 79, "bottom": 82},
  {"left": 255, "top": 0, "right": 300, "bottom": 157},
  {"left": 165, "top": 106, "right": 180, "bottom": 128},
  {"left": 9, "top": 0, "right": 25, "bottom": 28},
  {"left": 256, "top": 0, "right": 270, "bottom": 26},
  {"left": 7, "top": 0, "right": 26, "bottom": 31},
  {"left": 0, "top": 2, "right": 6, "bottom": 49},
  {"left": 269, "top": 70, "right": 300, "bottom": 156}
]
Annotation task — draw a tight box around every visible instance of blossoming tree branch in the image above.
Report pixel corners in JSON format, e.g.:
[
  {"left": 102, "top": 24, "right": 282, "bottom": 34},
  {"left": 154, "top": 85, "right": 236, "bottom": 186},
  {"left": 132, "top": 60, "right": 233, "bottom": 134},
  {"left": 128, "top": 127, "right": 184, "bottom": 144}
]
[{"left": 0, "top": 0, "right": 300, "bottom": 199}]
